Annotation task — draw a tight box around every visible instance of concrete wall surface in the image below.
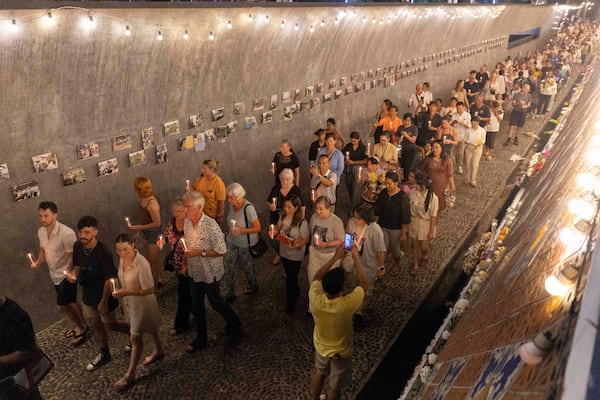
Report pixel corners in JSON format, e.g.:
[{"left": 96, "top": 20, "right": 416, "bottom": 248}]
[{"left": 0, "top": 3, "right": 556, "bottom": 329}]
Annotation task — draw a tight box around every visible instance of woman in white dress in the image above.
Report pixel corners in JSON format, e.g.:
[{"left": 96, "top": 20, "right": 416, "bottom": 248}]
[{"left": 112, "top": 234, "right": 164, "bottom": 389}]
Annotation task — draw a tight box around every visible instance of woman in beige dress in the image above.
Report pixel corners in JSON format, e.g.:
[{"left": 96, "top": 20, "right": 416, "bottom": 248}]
[
  {"left": 112, "top": 234, "right": 164, "bottom": 389},
  {"left": 408, "top": 172, "right": 439, "bottom": 276}
]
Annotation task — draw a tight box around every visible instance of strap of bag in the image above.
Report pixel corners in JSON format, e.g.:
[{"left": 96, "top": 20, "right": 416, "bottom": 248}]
[{"left": 243, "top": 203, "right": 252, "bottom": 246}]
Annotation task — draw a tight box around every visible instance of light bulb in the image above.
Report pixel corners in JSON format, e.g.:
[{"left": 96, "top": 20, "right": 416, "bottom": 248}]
[
  {"left": 592, "top": 134, "right": 600, "bottom": 147},
  {"left": 352, "top": 10, "right": 357, "bottom": 17},
  {"left": 294, "top": 23, "right": 299, "bottom": 31},
  {"left": 320, "top": 19, "right": 325, "bottom": 27},
  {"left": 334, "top": 18, "right": 339, "bottom": 25},
  {"left": 343, "top": 10, "right": 348, "bottom": 16},
  {"left": 44, "top": 11, "right": 55, "bottom": 27},
  {"left": 568, "top": 198, "right": 596, "bottom": 221},
  {"left": 309, "top": 25, "right": 314, "bottom": 33},
  {"left": 586, "top": 149, "right": 600, "bottom": 166},
  {"left": 264, "top": 15, "right": 270, "bottom": 24},
  {"left": 559, "top": 227, "right": 586, "bottom": 252},
  {"left": 363, "top": 16, "right": 367, "bottom": 22},
  {"left": 387, "top": 17, "right": 391, "bottom": 23},
  {"left": 248, "top": 14, "right": 253, "bottom": 22},
  {"left": 227, "top": 20, "right": 233, "bottom": 29},
  {"left": 208, "top": 31, "right": 214, "bottom": 41},
  {"left": 10, "top": 19, "right": 18, "bottom": 32},
  {"left": 281, "top": 20, "right": 285, "bottom": 29},
  {"left": 379, "top": 18, "right": 383, "bottom": 24},
  {"left": 82, "top": 14, "right": 95, "bottom": 30},
  {"left": 124, "top": 25, "right": 131, "bottom": 36},
  {"left": 156, "top": 31, "right": 163, "bottom": 41},
  {"left": 576, "top": 172, "right": 599, "bottom": 191},
  {"left": 372, "top": 17, "right": 376, "bottom": 24}
]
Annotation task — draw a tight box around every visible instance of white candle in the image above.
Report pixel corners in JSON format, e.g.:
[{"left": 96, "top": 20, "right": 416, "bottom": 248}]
[
  {"left": 311, "top": 189, "right": 316, "bottom": 202},
  {"left": 271, "top": 162, "right": 276, "bottom": 173},
  {"left": 272, "top": 197, "right": 277, "bottom": 207},
  {"left": 110, "top": 278, "right": 117, "bottom": 293},
  {"left": 158, "top": 234, "right": 164, "bottom": 242},
  {"left": 269, "top": 224, "right": 275, "bottom": 237},
  {"left": 367, "top": 142, "right": 371, "bottom": 154},
  {"left": 63, "top": 269, "right": 68, "bottom": 277},
  {"left": 357, "top": 166, "right": 363, "bottom": 183},
  {"left": 231, "top": 219, "right": 236, "bottom": 230},
  {"left": 346, "top": 151, "right": 350, "bottom": 159},
  {"left": 313, "top": 233, "right": 320, "bottom": 246},
  {"left": 185, "top": 179, "right": 191, "bottom": 191},
  {"left": 124, "top": 217, "right": 131, "bottom": 227},
  {"left": 180, "top": 238, "right": 188, "bottom": 252},
  {"left": 26, "top": 253, "right": 34, "bottom": 267}
]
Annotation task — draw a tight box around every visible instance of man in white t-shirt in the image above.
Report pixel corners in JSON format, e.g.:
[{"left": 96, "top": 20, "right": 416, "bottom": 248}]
[{"left": 450, "top": 102, "right": 472, "bottom": 175}]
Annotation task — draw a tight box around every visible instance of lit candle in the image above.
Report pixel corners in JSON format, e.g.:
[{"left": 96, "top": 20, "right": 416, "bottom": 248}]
[
  {"left": 180, "top": 238, "right": 188, "bottom": 252},
  {"left": 313, "top": 233, "right": 320, "bottom": 246},
  {"left": 271, "top": 162, "right": 276, "bottom": 173},
  {"left": 231, "top": 219, "right": 236, "bottom": 230},
  {"left": 269, "top": 224, "right": 275, "bottom": 237},
  {"left": 26, "top": 253, "right": 35, "bottom": 267},
  {"left": 357, "top": 166, "right": 363, "bottom": 183},
  {"left": 367, "top": 142, "right": 371, "bottom": 154},
  {"left": 272, "top": 197, "right": 277, "bottom": 207},
  {"left": 185, "top": 179, "right": 191, "bottom": 192},
  {"left": 110, "top": 278, "right": 118, "bottom": 293},
  {"left": 311, "top": 189, "right": 316, "bottom": 202},
  {"left": 158, "top": 234, "right": 164, "bottom": 242},
  {"left": 124, "top": 217, "right": 131, "bottom": 227},
  {"left": 346, "top": 151, "right": 350, "bottom": 159},
  {"left": 63, "top": 269, "right": 68, "bottom": 277}
]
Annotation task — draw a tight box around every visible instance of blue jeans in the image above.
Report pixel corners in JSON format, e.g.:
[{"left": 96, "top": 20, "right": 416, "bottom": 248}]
[
  {"left": 223, "top": 242, "right": 257, "bottom": 298},
  {"left": 188, "top": 278, "right": 241, "bottom": 346}
]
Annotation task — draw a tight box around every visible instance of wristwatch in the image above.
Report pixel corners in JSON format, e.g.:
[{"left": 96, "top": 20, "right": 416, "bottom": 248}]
[{"left": 201, "top": 250, "right": 207, "bottom": 257}]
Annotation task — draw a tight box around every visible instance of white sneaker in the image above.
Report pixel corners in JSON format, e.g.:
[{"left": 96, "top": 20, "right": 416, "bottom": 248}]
[
  {"left": 86, "top": 351, "right": 111, "bottom": 371},
  {"left": 457, "top": 166, "right": 463, "bottom": 174}
]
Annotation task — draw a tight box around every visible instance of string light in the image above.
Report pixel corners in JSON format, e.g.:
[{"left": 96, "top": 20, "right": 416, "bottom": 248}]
[
  {"left": 183, "top": 30, "right": 189, "bottom": 40},
  {"left": 264, "top": 15, "right": 270, "bottom": 24},
  {"left": 10, "top": 19, "right": 18, "bottom": 33},
  {"left": 227, "top": 20, "right": 233, "bottom": 29},
  {"left": 372, "top": 17, "right": 376, "bottom": 24},
  {"left": 334, "top": 18, "right": 339, "bottom": 25},
  {"left": 156, "top": 31, "right": 163, "bottom": 41},
  {"left": 208, "top": 31, "right": 215, "bottom": 41},
  {"left": 248, "top": 14, "right": 253, "bottom": 22},
  {"left": 281, "top": 20, "right": 285, "bottom": 29},
  {"left": 82, "top": 14, "right": 95, "bottom": 30},
  {"left": 294, "top": 23, "right": 299, "bottom": 31},
  {"left": 379, "top": 18, "right": 384, "bottom": 25},
  {"left": 363, "top": 16, "right": 367, "bottom": 22},
  {"left": 309, "top": 25, "right": 314, "bottom": 33},
  {"left": 44, "top": 12, "right": 55, "bottom": 27},
  {"left": 124, "top": 25, "right": 131, "bottom": 36},
  {"left": 320, "top": 19, "right": 325, "bottom": 27}
]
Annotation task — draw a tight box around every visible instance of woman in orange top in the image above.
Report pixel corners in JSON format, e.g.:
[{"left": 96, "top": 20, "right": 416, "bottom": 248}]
[{"left": 376, "top": 105, "right": 402, "bottom": 144}]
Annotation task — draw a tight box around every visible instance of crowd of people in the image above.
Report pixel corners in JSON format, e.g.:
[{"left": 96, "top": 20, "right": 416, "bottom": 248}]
[{"left": 2, "top": 18, "right": 597, "bottom": 400}]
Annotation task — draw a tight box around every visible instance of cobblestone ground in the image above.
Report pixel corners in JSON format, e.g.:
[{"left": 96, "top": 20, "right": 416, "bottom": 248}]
[{"left": 36, "top": 74, "right": 578, "bottom": 400}]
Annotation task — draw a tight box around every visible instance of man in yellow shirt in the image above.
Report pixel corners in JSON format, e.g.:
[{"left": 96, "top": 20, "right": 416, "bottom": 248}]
[{"left": 309, "top": 244, "right": 369, "bottom": 400}]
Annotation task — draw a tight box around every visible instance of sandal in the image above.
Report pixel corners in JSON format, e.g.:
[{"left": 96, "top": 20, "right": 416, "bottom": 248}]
[
  {"left": 142, "top": 353, "right": 165, "bottom": 366},
  {"left": 409, "top": 265, "right": 419, "bottom": 276},
  {"left": 186, "top": 340, "right": 206, "bottom": 354},
  {"left": 114, "top": 376, "right": 135, "bottom": 390},
  {"left": 70, "top": 327, "right": 89, "bottom": 347},
  {"left": 64, "top": 328, "right": 76, "bottom": 338}
]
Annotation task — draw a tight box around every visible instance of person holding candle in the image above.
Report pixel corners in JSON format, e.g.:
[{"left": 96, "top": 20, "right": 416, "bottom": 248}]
[
  {"left": 360, "top": 156, "right": 386, "bottom": 204},
  {"left": 71, "top": 216, "right": 130, "bottom": 372},
  {"left": 271, "top": 139, "right": 301, "bottom": 186},
  {"left": 266, "top": 169, "right": 306, "bottom": 265},
  {"left": 341, "top": 131, "right": 368, "bottom": 211},
  {"left": 409, "top": 172, "right": 439, "bottom": 276},
  {"left": 111, "top": 233, "right": 164, "bottom": 389},
  {"left": 310, "top": 155, "right": 338, "bottom": 213},
  {"left": 421, "top": 140, "right": 456, "bottom": 212},
  {"left": 374, "top": 105, "right": 402, "bottom": 145},
  {"left": 369, "top": 99, "right": 392, "bottom": 144},
  {"left": 397, "top": 113, "right": 419, "bottom": 182},
  {"left": 128, "top": 177, "right": 162, "bottom": 288},
  {"left": 308, "top": 129, "right": 327, "bottom": 168},
  {"left": 370, "top": 131, "right": 398, "bottom": 172},
  {"left": 270, "top": 195, "right": 309, "bottom": 314},
  {"left": 223, "top": 183, "right": 261, "bottom": 303},
  {"left": 325, "top": 117, "right": 345, "bottom": 150},
  {"left": 463, "top": 117, "right": 487, "bottom": 188},
  {"left": 317, "top": 132, "right": 345, "bottom": 183},
  {"left": 182, "top": 191, "right": 242, "bottom": 351},
  {"left": 308, "top": 196, "right": 345, "bottom": 284},
  {"left": 31, "top": 201, "right": 87, "bottom": 347},
  {"left": 193, "top": 159, "right": 227, "bottom": 226},
  {"left": 435, "top": 116, "right": 459, "bottom": 161},
  {"left": 157, "top": 198, "right": 192, "bottom": 335}
]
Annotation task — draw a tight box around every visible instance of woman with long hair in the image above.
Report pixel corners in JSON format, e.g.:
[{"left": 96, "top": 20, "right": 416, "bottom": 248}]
[
  {"left": 420, "top": 141, "right": 455, "bottom": 213},
  {"left": 408, "top": 172, "right": 439, "bottom": 276},
  {"left": 451, "top": 79, "right": 469, "bottom": 109},
  {"left": 271, "top": 139, "right": 301, "bottom": 186}
]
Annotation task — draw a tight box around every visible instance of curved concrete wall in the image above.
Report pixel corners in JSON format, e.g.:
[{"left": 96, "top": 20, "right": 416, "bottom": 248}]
[{"left": 0, "top": 4, "right": 556, "bottom": 329}]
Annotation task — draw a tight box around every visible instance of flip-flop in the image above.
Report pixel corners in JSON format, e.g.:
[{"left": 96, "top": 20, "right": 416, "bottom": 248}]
[
  {"left": 70, "top": 327, "right": 89, "bottom": 347},
  {"left": 64, "top": 328, "right": 76, "bottom": 338},
  {"left": 142, "top": 353, "right": 165, "bottom": 366}
]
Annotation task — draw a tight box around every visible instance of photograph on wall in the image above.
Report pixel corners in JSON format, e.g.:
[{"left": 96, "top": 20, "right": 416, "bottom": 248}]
[
  {"left": 351, "top": 73, "right": 358, "bottom": 81},
  {"left": 340, "top": 77, "right": 347, "bottom": 86},
  {"left": 283, "top": 107, "right": 293, "bottom": 122},
  {"left": 141, "top": 127, "right": 155, "bottom": 149},
  {"left": 62, "top": 167, "right": 87, "bottom": 186},
  {"left": 334, "top": 90, "right": 343, "bottom": 99},
  {"left": 184, "top": 135, "right": 195, "bottom": 150},
  {"left": 291, "top": 104, "right": 299, "bottom": 115},
  {"left": 363, "top": 82, "right": 370, "bottom": 91},
  {"left": 300, "top": 101, "right": 311, "bottom": 112},
  {"left": 226, "top": 120, "right": 239, "bottom": 135},
  {"left": 376, "top": 67, "right": 382, "bottom": 75},
  {"left": 262, "top": 111, "right": 273, "bottom": 124},
  {"left": 371, "top": 79, "right": 378, "bottom": 88},
  {"left": 252, "top": 98, "right": 264, "bottom": 111},
  {"left": 316, "top": 83, "right": 323, "bottom": 94},
  {"left": 98, "top": 158, "right": 119, "bottom": 177},
  {"left": 211, "top": 108, "right": 225, "bottom": 122},
  {"left": 269, "top": 95, "right": 278, "bottom": 111},
  {"left": 156, "top": 143, "right": 167, "bottom": 164},
  {"left": 305, "top": 86, "right": 314, "bottom": 97},
  {"left": 189, "top": 114, "right": 204, "bottom": 129},
  {"left": 323, "top": 94, "right": 332, "bottom": 103},
  {"left": 194, "top": 132, "right": 206, "bottom": 152},
  {"left": 0, "top": 163, "right": 9, "bottom": 181},
  {"left": 203, "top": 128, "right": 216, "bottom": 142},
  {"left": 76, "top": 142, "right": 100, "bottom": 160},
  {"left": 368, "top": 70, "right": 374, "bottom": 78},
  {"left": 282, "top": 91, "right": 291, "bottom": 104},
  {"left": 215, "top": 126, "right": 228, "bottom": 142},
  {"left": 245, "top": 116, "right": 257, "bottom": 129},
  {"left": 32, "top": 152, "right": 58, "bottom": 173},
  {"left": 177, "top": 138, "right": 186, "bottom": 151},
  {"left": 294, "top": 89, "right": 301, "bottom": 102},
  {"left": 360, "top": 71, "right": 366, "bottom": 80},
  {"left": 13, "top": 180, "right": 40, "bottom": 202},
  {"left": 129, "top": 150, "right": 147, "bottom": 167},
  {"left": 311, "top": 98, "right": 321, "bottom": 108},
  {"left": 113, "top": 134, "right": 133, "bottom": 151},
  {"left": 329, "top": 79, "right": 336, "bottom": 89},
  {"left": 354, "top": 83, "right": 362, "bottom": 92},
  {"left": 233, "top": 102, "right": 246, "bottom": 115},
  {"left": 163, "top": 120, "right": 181, "bottom": 136},
  {"left": 345, "top": 86, "right": 354, "bottom": 95},
  {"left": 383, "top": 67, "right": 388, "bottom": 74}
]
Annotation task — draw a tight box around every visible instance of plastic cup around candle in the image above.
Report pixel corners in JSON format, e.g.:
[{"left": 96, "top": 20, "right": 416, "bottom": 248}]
[
  {"left": 180, "top": 238, "right": 188, "bottom": 252},
  {"left": 110, "top": 278, "right": 121, "bottom": 293}
]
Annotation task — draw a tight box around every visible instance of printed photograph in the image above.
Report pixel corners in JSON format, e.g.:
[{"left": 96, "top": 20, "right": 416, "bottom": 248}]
[
  {"left": 360, "top": 71, "right": 366, "bottom": 80},
  {"left": 76, "top": 142, "right": 100, "bottom": 160},
  {"left": 212, "top": 108, "right": 225, "bottom": 122},
  {"left": 311, "top": 98, "right": 321, "bottom": 108},
  {"left": 163, "top": 120, "right": 181, "bottom": 136},
  {"left": 184, "top": 135, "right": 195, "bottom": 150},
  {"left": 32, "top": 152, "right": 58, "bottom": 173},
  {"left": 282, "top": 91, "right": 291, "bottom": 104},
  {"left": 226, "top": 120, "right": 239, "bottom": 135},
  {"left": 177, "top": 138, "right": 186, "bottom": 151},
  {"left": 62, "top": 167, "right": 86, "bottom": 186},
  {"left": 252, "top": 98, "right": 264, "bottom": 111},
  {"left": 340, "top": 77, "right": 347, "bottom": 86},
  {"left": 262, "top": 111, "right": 273, "bottom": 124},
  {"left": 345, "top": 86, "right": 354, "bottom": 95},
  {"left": 189, "top": 114, "right": 204, "bottom": 129},
  {"left": 245, "top": 116, "right": 257, "bottom": 129},
  {"left": 305, "top": 86, "right": 314, "bottom": 97},
  {"left": 97, "top": 158, "right": 119, "bottom": 177},
  {"left": 283, "top": 107, "right": 293, "bottom": 121},
  {"left": 141, "top": 127, "right": 155, "bottom": 149},
  {"left": 13, "top": 180, "right": 40, "bottom": 202},
  {"left": 0, "top": 163, "right": 9, "bottom": 181},
  {"left": 113, "top": 134, "right": 133, "bottom": 151},
  {"left": 291, "top": 104, "right": 299, "bottom": 114},
  {"left": 376, "top": 67, "right": 382, "bottom": 75},
  {"left": 294, "top": 89, "right": 301, "bottom": 102},
  {"left": 334, "top": 90, "right": 343, "bottom": 99},
  {"left": 323, "top": 94, "right": 332, "bottom": 103},
  {"left": 300, "top": 101, "right": 311, "bottom": 112},
  {"left": 316, "top": 83, "right": 323, "bottom": 94},
  {"left": 156, "top": 143, "right": 167, "bottom": 164},
  {"left": 329, "top": 79, "right": 337, "bottom": 89},
  {"left": 233, "top": 102, "right": 246, "bottom": 115},
  {"left": 129, "top": 150, "right": 147, "bottom": 167},
  {"left": 203, "top": 128, "right": 216, "bottom": 142},
  {"left": 354, "top": 83, "right": 362, "bottom": 92},
  {"left": 351, "top": 73, "right": 358, "bottom": 81},
  {"left": 364, "top": 82, "right": 371, "bottom": 91},
  {"left": 215, "top": 126, "right": 228, "bottom": 142},
  {"left": 194, "top": 132, "right": 206, "bottom": 152},
  {"left": 368, "top": 70, "right": 374, "bottom": 78},
  {"left": 269, "top": 95, "right": 278, "bottom": 110}
]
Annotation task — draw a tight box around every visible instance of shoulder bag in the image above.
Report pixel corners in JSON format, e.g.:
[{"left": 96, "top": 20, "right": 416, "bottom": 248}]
[{"left": 243, "top": 203, "right": 268, "bottom": 258}]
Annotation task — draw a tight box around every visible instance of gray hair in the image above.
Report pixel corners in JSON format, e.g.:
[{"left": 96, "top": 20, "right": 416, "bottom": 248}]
[
  {"left": 279, "top": 168, "right": 294, "bottom": 181},
  {"left": 227, "top": 182, "right": 246, "bottom": 199},
  {"left": 183, "top": 191, "right": 205, "bottom": 209}
]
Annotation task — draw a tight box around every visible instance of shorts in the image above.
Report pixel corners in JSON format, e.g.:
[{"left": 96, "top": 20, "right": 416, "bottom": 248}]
[
  {"left": 314, "top": 352, "right": 352, "bottom": 391},
  {"left": 82, "top": 303, "right": 117, "bottom": 324},
  {"left": 485, "top": 131, "right": 498, "bottom": 149},
  {"left": 509, "top": 110, "right": 526, "bottom": 127},
  {"left": 142, "top": 227, "right": 162, "bottom": 243},
  {"left": 54, "top": 279, "right": 77, "bottom": 306}
]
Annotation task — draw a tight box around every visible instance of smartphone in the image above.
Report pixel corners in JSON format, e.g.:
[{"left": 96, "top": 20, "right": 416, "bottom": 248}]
[{"left": 344, "top": 233, "right": 355, "bottom": 251}]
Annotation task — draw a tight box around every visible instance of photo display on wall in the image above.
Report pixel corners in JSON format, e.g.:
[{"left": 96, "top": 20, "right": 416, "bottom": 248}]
[
  {"left": 77, "top": 143, "right": 100, "bottom": 160},
  {"left": 32, "top": 152, "right": 58, "bottom": 173},
  {"left": 13, "top": 180, "right": 39, "bottom": 202},
  {"left": 98, "top": 158, "right": 119, "bottom": 177},
  {"left": 63, "top": 167, "right": 86, "bottom": 186},
  {"left": 0, "top": 163, "right": 9, "bottom": 181}
]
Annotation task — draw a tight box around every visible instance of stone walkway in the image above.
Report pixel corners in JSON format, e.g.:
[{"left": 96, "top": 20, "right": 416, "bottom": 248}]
[{"left": 35, "top": 74, "right": 578, "bottom": 400}]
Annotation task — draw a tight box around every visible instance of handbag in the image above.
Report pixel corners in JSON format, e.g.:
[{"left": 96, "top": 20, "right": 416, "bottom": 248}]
[
  {"left": 163, "top": 239, "right": 179, "bottom": 272},
  {"left": 13, "top": 347, "right": 54, "bottom": 394},
  {"left": 243, "top": 203, "right": 268, "bottom": 259}
]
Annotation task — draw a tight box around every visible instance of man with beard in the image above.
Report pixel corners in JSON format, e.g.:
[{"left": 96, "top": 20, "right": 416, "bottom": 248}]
[{"left": 31, "top": 202, "right": 87, "bottom": 347}]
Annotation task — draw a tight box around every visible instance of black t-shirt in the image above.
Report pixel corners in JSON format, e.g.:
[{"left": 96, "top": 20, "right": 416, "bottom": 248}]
[
  {"left": 476, "top": 72, "right": 489, "bottom": 88},
  {"left": 374, "top": 189, "right": 411, "bottom": 230},
  {"left": 272, "top": 152, "right": 300, "bottom": 186},
  {"left": 341, "top": 142, "right": 367, "bottom": 172},
  {"left": 267, "top": 184, "right": 305, "bottom": 224},
  {"left": 0, "top": 298, "right": 36, "bottom": 379},
  {"left": 470, "top": 104, "right": 491, "bottom": 128},
  {"left": 398, "top": 125, "right": 419, "bottom": 151},
  {"left": 417, "top": 114, "right": 442, "bottom": 146},
  {"left": 73, "top": 241, "right": 118, "bottom": 309},
  {"left": 464, "top": 80, "right": 480, "bottom": 99},
  {"left": 308, "top": 140, "right": 324, "bottom": 163}
]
